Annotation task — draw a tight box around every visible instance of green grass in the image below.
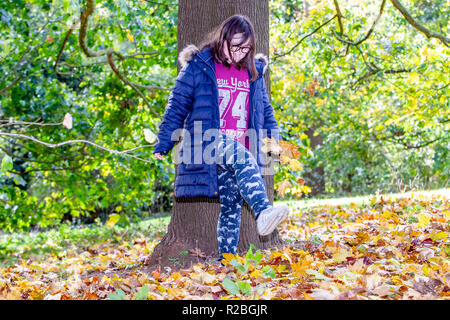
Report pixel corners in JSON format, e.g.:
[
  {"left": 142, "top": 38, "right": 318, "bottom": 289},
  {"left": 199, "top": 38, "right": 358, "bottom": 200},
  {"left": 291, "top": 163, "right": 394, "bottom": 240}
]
[
  {"left": 0, "top": 214, "right": 171, "bottom": 267},
  {"left": 278, "top": 188, "right": 449, "bottom": 211}
]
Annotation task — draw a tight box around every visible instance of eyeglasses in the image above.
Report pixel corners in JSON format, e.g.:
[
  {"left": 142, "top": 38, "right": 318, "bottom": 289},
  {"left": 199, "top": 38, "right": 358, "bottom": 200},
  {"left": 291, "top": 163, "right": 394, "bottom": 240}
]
[{"left": 230, "top": 45, "right": 251, "bottom": 54}]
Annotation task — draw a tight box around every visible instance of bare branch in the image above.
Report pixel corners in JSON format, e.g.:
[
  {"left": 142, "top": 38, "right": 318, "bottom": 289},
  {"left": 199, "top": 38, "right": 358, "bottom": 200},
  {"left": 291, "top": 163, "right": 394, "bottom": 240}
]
[
  {"left": 273, "top": 15, "right": 337, "bottom": 60},
  {"left": 122, "top": 51, "right": 159, "bottom": 60},
  {"left": 383, "top": 68, "right": 412, "bottom": 74},
  {"left": 143, "top": 0, "right": 176, "bottom": 9},
  {"left": 54, "top": 17, "right": 81, "bottom": 76},
  {"left": 330, "top": 0, "right": 387, "bottom": 48},
  {"left": 371, "top": 130, "right": 444, "bottom": 150},
  {"left": 76, "top": 0, "right": 168, "bottom": 114},
  {"left": 355, "top": 0, "right": 387, "bottom": 46},
  {"left": 390, "top": 0, "right": 450, "bottom": 47},
  {"left": 333, "top": 0, "right": 344, "bottom": 35},
  {"left": 132, "top": 83, "right": 171, "bottom": 91},
  {"left": 0, "top": 131, "right": 157, "bottom": 164},
  {"left": 106, "top": 53, "right": 160, "bottom": 116},
  {"left": 79, "top": 0, "right": 114, "bottom": 57},
  {"left": 0, "top": 120, "right": 61, "bottom": 128}
]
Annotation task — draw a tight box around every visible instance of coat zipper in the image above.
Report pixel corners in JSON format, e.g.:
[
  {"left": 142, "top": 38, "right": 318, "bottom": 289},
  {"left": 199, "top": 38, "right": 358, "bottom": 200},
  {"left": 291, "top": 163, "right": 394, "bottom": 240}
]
[{"left": 250, "top": 81, "right": 255, "bottom": 130}]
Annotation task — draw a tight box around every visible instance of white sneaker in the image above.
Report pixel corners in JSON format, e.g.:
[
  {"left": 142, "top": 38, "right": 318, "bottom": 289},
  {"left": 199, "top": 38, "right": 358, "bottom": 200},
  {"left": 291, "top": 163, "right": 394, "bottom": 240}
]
[{"left": 256, "top": 205, "right": 289, "bottom": 236}]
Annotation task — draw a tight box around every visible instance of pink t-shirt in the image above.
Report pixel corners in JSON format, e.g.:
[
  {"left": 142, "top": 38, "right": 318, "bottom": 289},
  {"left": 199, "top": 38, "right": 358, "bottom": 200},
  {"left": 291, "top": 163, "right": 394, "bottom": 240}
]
[{"left": 214, "top": 61, "right": 250, "bottom": 149}]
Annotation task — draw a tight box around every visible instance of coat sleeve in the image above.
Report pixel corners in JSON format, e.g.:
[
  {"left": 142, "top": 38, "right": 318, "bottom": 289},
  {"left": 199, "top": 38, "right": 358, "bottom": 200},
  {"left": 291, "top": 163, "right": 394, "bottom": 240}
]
[
  {"left": 153, "top": 62, "right": 195, "bottom": 155},
  {"left": 261, "top": 77, "right": 280, "bottom": 143}
]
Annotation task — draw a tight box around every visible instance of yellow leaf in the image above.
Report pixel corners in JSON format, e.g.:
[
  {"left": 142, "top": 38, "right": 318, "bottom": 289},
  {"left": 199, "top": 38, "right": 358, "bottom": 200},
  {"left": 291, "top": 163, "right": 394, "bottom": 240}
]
[
  {"left": 291, "top": 254, "right": 313, "bottom": 277},
  {"left": 99, "top": 254, "right": 110, "bottom": 263},
  {"left": 200, "top": 271, "right": 217, "bottom": 285},
  {"left": 391, "top": 276, "right": 403, "bottom": 285},
  {"left": 315, "top": 97, "right": 325, "bottom": 106},
  {"left": 288, "top": 159, "right": 303, "bottom": 171},
  {"left": 221, "top": 253, "right": 236, "bottom": 265},
  {"left": 332, "top": 247, "right": 352, "bottom": 263},
  {"left": 422, "top": 265, "right": 430, "bottom": 276},
  {"left": 171, "top": 272, "right": 182, "bottom": 281},
  {"left": 126, "top": 30, "right": 134, "bottom": 42},
  {"left": 280, "top": 155, "right": 291, "bottom": 164},
  {"left": 250, "top": 269, "right": 262, "bottom": 279},
  {"left": 300, "top": 185, "right": 311, "bottom": 194},
  {"left": 417, "top": 214, "right": 431, "bottom": 228},
  {"left": 375, "top": 123, "right": 385, "bottom": 132},
  {"left": 279, "top": 140, "right": 301, "bottom": 159},
  {"left": 276, "top": 180, "right": 291, "bottom": 197},
  {"left": 281, "top": 247, "right": 293, "bottom": 263},
  {"left": 303, "top": 292, "right": 315, "bottom": 300},
  {"left": 269, "top": 251, "right": 283, "bottom": 260},
  {"left": 276, "top": 264, "right": 288, "bottom": 273},
  {"left": 167, "top": 287, "right": 184, "bottom": 299},
  {"left": 443, "top": 209, "right": 450, "bottom": 218},
  {"left": 430, "top": 231, "right": 447, "bottom": 242},
  {"left": 106, "top": 214, "right": 121, "bottom": 228},
  {"left": 365, "top": 274, "right": 383, "bottom": 290},
  {"left": 349, "top": 259, "right": 366, "bottom": 273},
  {"left": 410, "top": 230, "right": 422, "bottom": 237}
]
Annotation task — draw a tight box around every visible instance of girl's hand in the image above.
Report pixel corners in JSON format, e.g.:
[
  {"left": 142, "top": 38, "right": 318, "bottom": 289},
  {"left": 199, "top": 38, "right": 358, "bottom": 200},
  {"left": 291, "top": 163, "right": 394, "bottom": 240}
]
[{"left": 154, "top": 153, "right": 164, "bottom": 160}]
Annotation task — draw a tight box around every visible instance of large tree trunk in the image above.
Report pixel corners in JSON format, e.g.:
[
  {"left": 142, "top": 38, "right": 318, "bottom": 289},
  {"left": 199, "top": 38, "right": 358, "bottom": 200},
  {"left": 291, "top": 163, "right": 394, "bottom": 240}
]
[{"left": 146, "top": 0, "right": 292, "bottom": 272}]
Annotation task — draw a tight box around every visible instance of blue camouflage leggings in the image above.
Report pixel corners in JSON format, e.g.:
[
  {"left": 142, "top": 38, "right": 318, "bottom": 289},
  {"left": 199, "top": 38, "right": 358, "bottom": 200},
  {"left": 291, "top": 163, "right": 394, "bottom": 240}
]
[{"left": 216, "top": 133, "right": 272, "bottom": 258}]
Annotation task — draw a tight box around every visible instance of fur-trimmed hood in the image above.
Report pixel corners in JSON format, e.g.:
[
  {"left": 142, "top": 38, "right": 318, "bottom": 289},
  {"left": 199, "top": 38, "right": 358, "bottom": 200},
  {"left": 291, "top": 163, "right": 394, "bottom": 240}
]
[{"left": 178, "top": 44, "right": 269, "bottom": 75}]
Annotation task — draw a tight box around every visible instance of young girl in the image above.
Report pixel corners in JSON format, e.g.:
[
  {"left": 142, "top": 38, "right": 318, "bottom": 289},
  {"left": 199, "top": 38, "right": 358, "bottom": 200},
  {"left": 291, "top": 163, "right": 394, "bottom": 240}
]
[{"left": 153, "top": 15, "right": 289, "bottom": 259}]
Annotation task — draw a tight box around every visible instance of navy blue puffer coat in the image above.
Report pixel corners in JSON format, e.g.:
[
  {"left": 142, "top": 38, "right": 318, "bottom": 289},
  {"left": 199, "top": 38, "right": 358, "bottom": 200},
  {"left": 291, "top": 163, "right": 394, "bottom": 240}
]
[{"left": 153, "top": 45, "right": 280, "bottom": 199}]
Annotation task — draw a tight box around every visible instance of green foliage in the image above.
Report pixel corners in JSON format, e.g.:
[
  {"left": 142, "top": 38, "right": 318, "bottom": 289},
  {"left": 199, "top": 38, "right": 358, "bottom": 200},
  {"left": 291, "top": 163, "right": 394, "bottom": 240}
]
[
  {"left": 269, "top": 0, "right": 449, "bottom": 198},
  {"left": 221, "top": 244, "right": 273, "bottom": 297},
  {"left": 0, "top": 0, "right": 178, "bottom": 231},
  {"left": 107, "top": 288, "right": 127, "bottom": 300},
  {"left": 133, "top": 285, "right": 150, "bottom": 300},
  {"left": 0, "top": 0, "right": 448, "bottom": 231},
  {"left": 107, "top": 284, "right": 149, "bottom": 300}
]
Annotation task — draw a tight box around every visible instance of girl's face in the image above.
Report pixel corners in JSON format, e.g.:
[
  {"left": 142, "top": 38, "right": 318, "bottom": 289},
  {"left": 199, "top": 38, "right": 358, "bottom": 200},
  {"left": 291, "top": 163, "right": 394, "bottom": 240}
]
[{"left": 223, "top": 33, "right": 251, "bottom": 64}]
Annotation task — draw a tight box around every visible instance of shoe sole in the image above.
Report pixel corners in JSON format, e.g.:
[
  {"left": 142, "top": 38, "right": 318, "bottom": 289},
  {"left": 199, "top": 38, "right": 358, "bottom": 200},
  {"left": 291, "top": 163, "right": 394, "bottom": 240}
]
[{"left": 259, "top": 206, "right": 289, "bottom": 236}]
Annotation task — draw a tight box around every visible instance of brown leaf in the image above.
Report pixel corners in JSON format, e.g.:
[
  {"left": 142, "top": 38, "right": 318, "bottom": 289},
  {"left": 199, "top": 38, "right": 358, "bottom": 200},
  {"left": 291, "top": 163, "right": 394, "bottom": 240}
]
[
  {"left": 413, "top": 278, "right": 443, "bottom": 295},
  {"left": 189, "top": 248, "right": 207, "bottom": 258}
]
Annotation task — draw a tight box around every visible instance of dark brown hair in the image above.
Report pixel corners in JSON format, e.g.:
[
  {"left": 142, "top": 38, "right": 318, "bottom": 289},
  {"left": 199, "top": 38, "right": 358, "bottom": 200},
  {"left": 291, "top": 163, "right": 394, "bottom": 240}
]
[{"left": 199, "top": 15, "right": 259, "bottom": 82}]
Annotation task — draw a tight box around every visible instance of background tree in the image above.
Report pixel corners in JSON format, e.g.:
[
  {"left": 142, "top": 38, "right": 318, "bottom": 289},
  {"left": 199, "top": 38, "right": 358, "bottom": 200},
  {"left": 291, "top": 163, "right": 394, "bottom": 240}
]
[
  {"left": 269, "top": 0, "right": 448, "bottom": 198},
  {"left": 0, "top": 0, "right": 179, "bottom": 231}
]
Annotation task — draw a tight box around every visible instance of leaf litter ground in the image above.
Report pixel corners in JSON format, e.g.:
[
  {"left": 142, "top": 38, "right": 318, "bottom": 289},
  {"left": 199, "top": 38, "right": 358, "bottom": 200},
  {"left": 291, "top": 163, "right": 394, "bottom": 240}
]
[{"left": 0, "top": 191, "right": 449, "bottom": 300}]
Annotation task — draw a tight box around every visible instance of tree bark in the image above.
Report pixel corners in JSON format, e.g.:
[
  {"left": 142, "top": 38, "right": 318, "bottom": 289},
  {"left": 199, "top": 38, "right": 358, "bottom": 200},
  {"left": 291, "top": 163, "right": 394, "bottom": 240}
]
[{"left": 146, "top": 0, "right": 297, "bottom": 272}]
